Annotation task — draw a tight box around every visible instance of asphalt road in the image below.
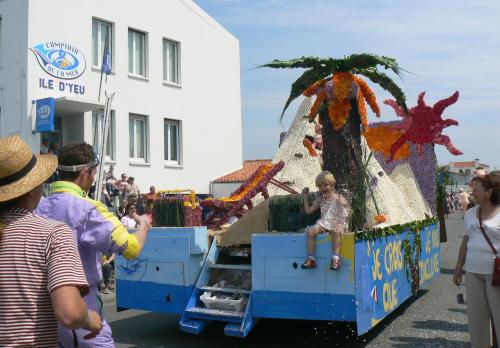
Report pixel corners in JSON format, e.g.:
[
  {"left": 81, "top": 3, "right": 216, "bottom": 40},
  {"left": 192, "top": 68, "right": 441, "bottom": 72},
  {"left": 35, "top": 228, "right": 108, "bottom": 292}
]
[{"left": 103, "top": 212, "right": 469, "bottom": 347}]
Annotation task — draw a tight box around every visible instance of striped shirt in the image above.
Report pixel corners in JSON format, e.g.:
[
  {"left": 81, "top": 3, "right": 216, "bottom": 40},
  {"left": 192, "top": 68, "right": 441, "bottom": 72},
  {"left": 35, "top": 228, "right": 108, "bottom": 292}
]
[{"left": 0, "top": 207, "right": 89, "bottom": 347}]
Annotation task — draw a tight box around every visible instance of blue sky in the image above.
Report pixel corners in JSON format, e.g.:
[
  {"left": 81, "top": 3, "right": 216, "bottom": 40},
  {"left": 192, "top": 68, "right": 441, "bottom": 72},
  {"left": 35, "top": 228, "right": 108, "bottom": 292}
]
[{"left": 194, "top": 0, "right": 500, "bottom": 169}]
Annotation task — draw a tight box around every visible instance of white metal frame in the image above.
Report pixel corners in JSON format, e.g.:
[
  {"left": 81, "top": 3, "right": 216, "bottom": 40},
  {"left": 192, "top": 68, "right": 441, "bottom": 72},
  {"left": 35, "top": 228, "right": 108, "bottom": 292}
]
[
  {"left": 129, "top": 113, "right": 148, "bottom": 162},
  {"left": 163, "top": 118, "right": 181, "bottom": 165},
  {"left": 163, "top": 38, "right": 180, "bottom": 85},
  {"left": 92, "top": 18, "right": 113, "bottom": 69},
  {"left": 128, "top": 28, "right": 147, "bottom": 78}
]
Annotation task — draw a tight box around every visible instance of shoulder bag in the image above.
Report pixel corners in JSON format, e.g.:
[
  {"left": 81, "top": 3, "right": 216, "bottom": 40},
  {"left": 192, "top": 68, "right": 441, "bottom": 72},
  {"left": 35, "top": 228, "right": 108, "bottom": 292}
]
[{"left": 478, "top": 207, "right": 500, "bottom": 286}]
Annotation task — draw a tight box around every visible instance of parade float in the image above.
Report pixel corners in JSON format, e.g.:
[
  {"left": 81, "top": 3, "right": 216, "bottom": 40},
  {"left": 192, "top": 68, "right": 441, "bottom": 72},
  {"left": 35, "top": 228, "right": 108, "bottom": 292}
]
[{"left": 116, "top": 53, "right": 462, "bottom": 337}]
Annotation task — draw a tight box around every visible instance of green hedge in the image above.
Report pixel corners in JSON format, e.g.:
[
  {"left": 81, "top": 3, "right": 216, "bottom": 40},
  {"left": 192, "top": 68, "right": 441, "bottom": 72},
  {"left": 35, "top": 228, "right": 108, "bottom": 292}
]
[
  {"left": 269, "top": 193, "right": 321, "bottom": 231},
  {"left": 153, "top": 199, "right": 185, "bottom": 227}
]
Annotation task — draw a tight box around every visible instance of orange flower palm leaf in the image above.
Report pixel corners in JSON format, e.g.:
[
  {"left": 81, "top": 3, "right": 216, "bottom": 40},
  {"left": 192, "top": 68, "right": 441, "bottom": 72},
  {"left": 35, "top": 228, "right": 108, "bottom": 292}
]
[{"left": 354, "top": 76, "right": 381, "bottom": 116}]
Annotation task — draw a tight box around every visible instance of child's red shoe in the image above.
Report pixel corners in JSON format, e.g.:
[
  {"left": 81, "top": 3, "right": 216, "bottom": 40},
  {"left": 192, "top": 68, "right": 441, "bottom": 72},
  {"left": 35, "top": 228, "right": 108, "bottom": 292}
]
[
  {"left": 330, "top": 258, "right": 341, "bottom": 270},
  {"left": 301, "top": 259, "right": 317, "bottom": 269}
]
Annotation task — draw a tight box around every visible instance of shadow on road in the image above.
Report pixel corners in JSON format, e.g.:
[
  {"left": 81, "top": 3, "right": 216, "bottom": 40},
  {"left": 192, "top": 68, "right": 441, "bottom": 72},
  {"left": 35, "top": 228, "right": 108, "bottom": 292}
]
[
  {"left": 412, "top": 319, "right": 468, "bottom": 332},
  {"left": 389, "top": 336, "right": 470, "bottom": 347},
  {"left": 110, "top": 290, "right": 430, "bottom": 347},
  {"left": 448, "top": 308, "right": 467, "bottom": 314}
]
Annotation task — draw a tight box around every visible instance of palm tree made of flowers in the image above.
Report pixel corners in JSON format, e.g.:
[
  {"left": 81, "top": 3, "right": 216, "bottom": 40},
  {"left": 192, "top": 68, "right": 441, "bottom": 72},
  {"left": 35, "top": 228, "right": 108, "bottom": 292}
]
[{"left": 262, "top": 54, "right": 408, "bottom": 229}]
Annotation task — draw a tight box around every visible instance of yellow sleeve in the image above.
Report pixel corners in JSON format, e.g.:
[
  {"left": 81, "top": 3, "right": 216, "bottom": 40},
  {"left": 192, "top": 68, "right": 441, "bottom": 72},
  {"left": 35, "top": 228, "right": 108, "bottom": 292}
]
[
  {"left": 85, "top": 197, "right": 141, "bottom": 260},
  {"left": 111, "top": 224, "right": 141, "bottom": 260}
]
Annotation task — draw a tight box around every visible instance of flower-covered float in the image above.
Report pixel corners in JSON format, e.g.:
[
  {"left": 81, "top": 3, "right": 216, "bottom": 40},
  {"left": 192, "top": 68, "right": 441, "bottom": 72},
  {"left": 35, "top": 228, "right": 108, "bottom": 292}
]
[{"left": 116, "top": 54, "right": 461, "bottom": 338}]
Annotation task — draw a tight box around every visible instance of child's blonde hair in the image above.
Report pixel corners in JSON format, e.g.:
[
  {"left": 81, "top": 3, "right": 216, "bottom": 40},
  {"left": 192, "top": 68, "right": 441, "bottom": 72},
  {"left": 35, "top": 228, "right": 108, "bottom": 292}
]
[{"left": 315, "top": 171, "right": 336, "bottom": 187}]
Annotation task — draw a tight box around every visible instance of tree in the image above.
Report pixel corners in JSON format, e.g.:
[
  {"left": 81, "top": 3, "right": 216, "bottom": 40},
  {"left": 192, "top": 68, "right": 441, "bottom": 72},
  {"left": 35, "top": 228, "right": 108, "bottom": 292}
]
[{"left": 263, "top": 54, "right": 407, "bottom": 229}]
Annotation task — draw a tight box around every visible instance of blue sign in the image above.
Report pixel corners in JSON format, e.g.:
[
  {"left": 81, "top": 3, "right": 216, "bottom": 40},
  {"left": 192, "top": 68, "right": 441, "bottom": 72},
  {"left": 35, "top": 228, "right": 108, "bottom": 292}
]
[
  {"left": 354, "top": 224, "right": 440, "bottom": 335},
  {"left": 30, "top": 42, "right": 86, "bottom": 80},
  {"left": 35, "top": 97, "right": 55, "bottom": 132}
]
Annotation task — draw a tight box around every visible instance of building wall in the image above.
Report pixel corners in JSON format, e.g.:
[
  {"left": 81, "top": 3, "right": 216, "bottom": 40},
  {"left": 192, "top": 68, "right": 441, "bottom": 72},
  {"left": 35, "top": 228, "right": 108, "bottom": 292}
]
[
  {"left": 1, "top": 0, "right": 242, "bottom": 194},
  {"left": 0, "top": 0, "right": 30, "bottom": 146},
  {"left": 211, "top": 182, "right": 241, "bottom": 198}
]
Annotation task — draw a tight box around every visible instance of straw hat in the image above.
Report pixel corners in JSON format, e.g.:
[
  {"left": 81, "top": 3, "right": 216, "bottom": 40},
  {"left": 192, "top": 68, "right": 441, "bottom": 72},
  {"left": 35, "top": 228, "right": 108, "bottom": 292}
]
[{"left": 0, "top": 136, "right": 57, "bottom": 202}]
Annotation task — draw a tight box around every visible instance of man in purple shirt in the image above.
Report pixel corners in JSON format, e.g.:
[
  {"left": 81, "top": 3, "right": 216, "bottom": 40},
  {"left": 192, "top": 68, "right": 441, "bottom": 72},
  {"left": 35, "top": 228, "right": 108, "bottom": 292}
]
[{"left": 36, "top": 143, "right": 150, "bottom": 348}]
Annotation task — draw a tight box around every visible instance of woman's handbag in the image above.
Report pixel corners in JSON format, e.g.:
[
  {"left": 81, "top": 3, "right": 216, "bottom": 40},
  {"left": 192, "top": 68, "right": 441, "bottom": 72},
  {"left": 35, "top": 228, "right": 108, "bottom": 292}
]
[{"left": 478, "top": 207, "right": 500, "bottom": 286}]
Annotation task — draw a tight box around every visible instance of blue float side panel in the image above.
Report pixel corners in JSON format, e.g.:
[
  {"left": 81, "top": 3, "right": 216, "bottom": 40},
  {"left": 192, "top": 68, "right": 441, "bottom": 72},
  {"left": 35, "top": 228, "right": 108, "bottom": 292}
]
[
  {"left": 116, "top": 227, "right": 208, "bottom": 314},
  {"left": 355, "top": 223, "right": 440, "bottom": 335},
  {"left": 251, "top": 233, "right": 356, "bottom": 321}
]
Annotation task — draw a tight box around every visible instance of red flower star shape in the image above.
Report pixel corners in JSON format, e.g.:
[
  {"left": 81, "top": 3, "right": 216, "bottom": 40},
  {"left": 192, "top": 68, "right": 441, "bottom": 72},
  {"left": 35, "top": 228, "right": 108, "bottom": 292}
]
[{"left": 384, "top": 91, "right": 463, "bottom": 161}]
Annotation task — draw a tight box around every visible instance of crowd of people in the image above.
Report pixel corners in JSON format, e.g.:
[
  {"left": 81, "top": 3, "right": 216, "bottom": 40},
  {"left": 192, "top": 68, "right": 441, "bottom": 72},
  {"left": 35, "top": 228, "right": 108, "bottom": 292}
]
[
  {"left": 443, "top": 188, "right": 475, "bottom": 218},
  {"left": 0, "top": 136, "right": 152, "bottom": 347}
]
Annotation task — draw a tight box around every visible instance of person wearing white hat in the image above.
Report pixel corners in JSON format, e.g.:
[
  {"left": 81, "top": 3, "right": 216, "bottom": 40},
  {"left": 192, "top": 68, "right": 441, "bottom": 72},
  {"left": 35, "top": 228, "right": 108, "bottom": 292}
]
[{"left": 0, "top": 136, "right": 102, "bottom": 347}]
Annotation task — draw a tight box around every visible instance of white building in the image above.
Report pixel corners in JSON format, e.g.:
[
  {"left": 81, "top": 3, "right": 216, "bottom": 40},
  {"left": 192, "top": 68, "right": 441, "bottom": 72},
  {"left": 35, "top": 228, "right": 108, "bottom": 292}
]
[{"left": 0, "top": 0, "right": 242, "bottom": 194}]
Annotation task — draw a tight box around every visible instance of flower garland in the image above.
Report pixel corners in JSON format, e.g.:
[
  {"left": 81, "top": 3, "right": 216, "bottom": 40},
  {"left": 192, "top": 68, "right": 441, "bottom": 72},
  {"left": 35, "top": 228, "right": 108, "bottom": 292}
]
[
  {"left": 401, "top": 230, "right": 422, "bottom": 295},
  {"left": 355, "top": 216, "right": 437, "bottom": 241}
]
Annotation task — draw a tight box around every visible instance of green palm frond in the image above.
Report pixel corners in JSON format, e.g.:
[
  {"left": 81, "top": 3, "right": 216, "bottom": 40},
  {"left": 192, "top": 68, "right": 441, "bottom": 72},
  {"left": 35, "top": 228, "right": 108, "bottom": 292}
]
[
  {"left": 280, "top": 67, "right": 330, "bottom": 120},
  {"left": 262, "top": 53, "right": 407, "bottom": 117},
  {"left": 353, "top": 67, "right": 408, "bottom": 113},
  {"left": 341, "top": 54, "right": 401, "bottom": 76}
]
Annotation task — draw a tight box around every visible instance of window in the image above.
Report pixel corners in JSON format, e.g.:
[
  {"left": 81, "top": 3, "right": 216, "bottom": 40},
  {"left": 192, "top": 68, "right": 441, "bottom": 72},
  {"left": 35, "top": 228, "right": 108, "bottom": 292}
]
[
  {"left": 163, "top": 39, "right": 179, "bottom": 84},
  {"left": 92, "top": 19, "right": 113, "bottom": 68},
  {"left": 128, "top": 29, "right": 146, "bottom": 77},
  {"left": 164, "top": 119, "right": 181, "bottom": 164},
  {"left": 92, "top": 109, "right": 115, "bottom": 161},
  {"left": 129, "top": 114, "right": 148, "bottom": 161}
]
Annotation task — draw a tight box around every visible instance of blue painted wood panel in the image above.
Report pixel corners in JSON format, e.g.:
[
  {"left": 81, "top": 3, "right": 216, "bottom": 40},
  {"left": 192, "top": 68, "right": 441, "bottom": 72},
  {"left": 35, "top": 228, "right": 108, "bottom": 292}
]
[
  {"left": 116, "top": 227, "right": 208, "bottom": 314},
  {"left": 355, "top": 224, "right": 440, "bottom": 334}
]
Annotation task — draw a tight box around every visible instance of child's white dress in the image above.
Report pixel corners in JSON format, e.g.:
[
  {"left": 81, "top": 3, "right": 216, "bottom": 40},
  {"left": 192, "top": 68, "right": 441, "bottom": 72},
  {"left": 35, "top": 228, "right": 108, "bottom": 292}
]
[{"left": 313, "top": 192, "right": 351, "bottom": 233}]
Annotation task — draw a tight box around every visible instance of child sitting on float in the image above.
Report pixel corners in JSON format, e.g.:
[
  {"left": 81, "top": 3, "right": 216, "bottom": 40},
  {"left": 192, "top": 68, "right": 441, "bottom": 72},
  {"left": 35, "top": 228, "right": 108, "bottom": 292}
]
[{"left": 301, "top": 171, "right": 351, "bottom": 270}]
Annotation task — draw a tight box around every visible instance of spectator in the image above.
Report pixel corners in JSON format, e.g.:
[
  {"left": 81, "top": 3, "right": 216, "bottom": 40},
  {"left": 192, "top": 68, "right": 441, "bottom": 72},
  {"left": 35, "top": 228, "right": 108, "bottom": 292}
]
[
  {"left": 453, "top": 174, "right": 500, "bottom": 347},
  {"left": 40, "top": 139, "right": 49, "bottom": 154},
  {"left": 143, "top": 199, "right": 155, "bottom": 226},
  {"left": 105, "top": 165, "right": 116, "bottom": 181},
  {"left": 49, "top": 142, "right": 60, "bottom": 156},
  {"left": 116, "top": 173, "right": 128, "bottom": 197},
  {"left": 101, "top": 254, "right": 115, "bottom": 295},
  {"left": 35, "top": 142, "right": 150, "bottom": 347},
  {"left": 126, "top": 176, "right": 140, "bottom": 197},
  {"left": 458, "top": 188, "right": 470, "bottom": 213},
  {"left": 120, "top": 203, "right": 138, "bottom": 228},
  {"left": 0, "top": 136, "right": 101, "bottom": 347},
  {"left": 116, "top": 197, "right": 128, "bottom": 220},
  {"left": 143, "top": 186, "right": 158, "bottom": 201}
]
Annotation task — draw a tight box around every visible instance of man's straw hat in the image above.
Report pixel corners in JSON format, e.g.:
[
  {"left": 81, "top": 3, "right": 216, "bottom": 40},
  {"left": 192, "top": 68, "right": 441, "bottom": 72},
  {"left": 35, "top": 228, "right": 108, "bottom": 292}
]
[{"left": 0, "top": 136, "right": 57, "bottom": 202}]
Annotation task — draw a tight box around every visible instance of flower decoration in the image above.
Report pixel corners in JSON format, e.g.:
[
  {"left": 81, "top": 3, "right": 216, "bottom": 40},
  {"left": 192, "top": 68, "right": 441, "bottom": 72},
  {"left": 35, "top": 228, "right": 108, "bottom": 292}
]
[
  {"left": 363, "top": 124, "right": 410, "bottom": 160},
  {"left": 384, "top": 91, "right": 463, "bottom": 162},
  {"left": 303, "top": 136, "right": 318, "bottom": 157},
  {"left": 374, "top": 214, "right": 388, "bottom": 224},
  {"left": 302, "top": 72, "right": 382, "bottom": 130}
]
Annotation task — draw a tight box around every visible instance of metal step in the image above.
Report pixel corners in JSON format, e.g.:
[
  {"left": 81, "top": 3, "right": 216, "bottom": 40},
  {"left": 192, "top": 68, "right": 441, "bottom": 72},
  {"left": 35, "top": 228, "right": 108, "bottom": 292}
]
[
  {"left": 199, "top": 286, "right": 251, "bottom": 295},
  {"left": 207, "top": 263, "right": 252, "bottom": 271},
  {"left": 185, "top": 307, "right": 245, "bottom": 320}
]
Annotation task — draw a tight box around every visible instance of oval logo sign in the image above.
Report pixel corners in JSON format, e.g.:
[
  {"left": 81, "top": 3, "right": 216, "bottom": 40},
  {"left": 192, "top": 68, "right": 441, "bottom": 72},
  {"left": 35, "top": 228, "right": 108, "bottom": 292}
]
[
  {"left": 30, "top": 42, "right": 86, "bottom": 80},
  {"left": 37, "top": 105, "right": 51, "bottom": 120}
]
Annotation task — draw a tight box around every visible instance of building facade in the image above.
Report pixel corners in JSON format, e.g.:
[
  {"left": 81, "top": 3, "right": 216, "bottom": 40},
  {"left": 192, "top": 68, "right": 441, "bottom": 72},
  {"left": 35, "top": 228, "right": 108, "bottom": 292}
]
[
  {"left": 0, "top": 0, "right": 242, "bottom": 193},
  {"left": 445, "top": 159, "right": 490, "bottom": 186}
]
